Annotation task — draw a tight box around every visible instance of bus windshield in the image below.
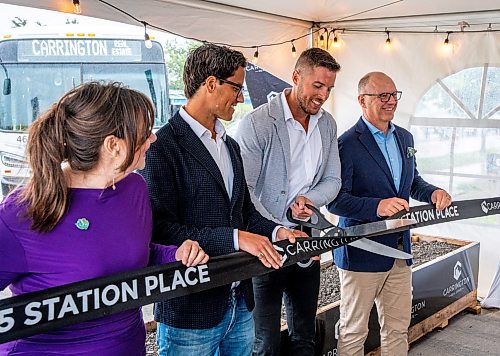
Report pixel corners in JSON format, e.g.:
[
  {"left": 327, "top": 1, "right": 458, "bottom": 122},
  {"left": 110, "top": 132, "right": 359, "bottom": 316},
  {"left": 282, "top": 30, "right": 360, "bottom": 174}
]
[{"left": 0, "top": 38, "right": 169, "bottom": 132}]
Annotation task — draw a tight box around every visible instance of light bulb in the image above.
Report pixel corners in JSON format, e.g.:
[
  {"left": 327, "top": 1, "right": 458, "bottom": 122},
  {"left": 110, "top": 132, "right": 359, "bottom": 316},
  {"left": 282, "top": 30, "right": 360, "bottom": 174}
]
[
  {"left": 332, "top": 35, "right": 341, "bottom": 48},
  {"left": 440, "top": 33, "right": 452, "bottom": 54},
  {"left": 73, "top": 0, "right": 81, "bottom": 14},
  {"left": 319, "top": 34, "right": 324, "bottom": 47},
  {"left": 385, "top": 38, "right": 392, "bottom": 49},
  {"left": 384, "top": 31, "right": 392, "bottom": 49},
  {"left": 253, "top": 48, "right": 259, "bottom": 64},
  {"left": 442, "top": 33, "right": 451, "bottom": 50},
  {"left": 144, "top": 33, "right": 153, "bottom": 49}
]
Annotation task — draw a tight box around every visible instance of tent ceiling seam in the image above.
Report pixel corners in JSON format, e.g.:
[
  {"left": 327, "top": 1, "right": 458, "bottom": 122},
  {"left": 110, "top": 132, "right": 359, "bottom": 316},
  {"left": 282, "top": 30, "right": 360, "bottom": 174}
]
[{"left": 321, "top": 9, "right": 500, "bottom": 27}]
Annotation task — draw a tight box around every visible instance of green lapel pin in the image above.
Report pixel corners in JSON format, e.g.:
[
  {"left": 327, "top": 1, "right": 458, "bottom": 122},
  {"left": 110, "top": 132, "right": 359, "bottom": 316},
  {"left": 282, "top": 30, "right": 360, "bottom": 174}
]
[{"left": 75, "top": 218, "right": 90, "bottom": 231}]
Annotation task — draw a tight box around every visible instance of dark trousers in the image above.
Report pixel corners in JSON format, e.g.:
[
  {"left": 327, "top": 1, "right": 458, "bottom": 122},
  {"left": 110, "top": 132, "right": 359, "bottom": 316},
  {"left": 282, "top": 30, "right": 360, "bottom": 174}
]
[{"left": 252, "top": 260, "right": 320, "bottom": 356}]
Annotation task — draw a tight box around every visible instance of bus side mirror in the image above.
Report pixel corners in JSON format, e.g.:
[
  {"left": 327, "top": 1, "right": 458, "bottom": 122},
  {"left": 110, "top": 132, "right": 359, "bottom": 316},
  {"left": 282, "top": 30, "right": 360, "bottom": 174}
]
[{"left": 3, "top": 78, "right": 11, "bottom": 95}]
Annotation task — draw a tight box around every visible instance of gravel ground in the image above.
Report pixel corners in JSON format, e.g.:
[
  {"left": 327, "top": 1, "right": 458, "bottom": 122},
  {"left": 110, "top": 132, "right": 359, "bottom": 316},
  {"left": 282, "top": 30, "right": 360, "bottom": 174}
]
[
  {"left": 146, "top": 331, "right": 158, "bottom": 356},
  {"left": 145, "top": 240, "right": 460, "bottom": 353}
]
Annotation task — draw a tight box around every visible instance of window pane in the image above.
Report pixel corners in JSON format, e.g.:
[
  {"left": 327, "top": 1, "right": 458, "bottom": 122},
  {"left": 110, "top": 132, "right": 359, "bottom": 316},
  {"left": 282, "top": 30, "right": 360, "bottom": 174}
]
[
  {"left": 419, "top": 173, "right": 450, "bottom": 193},
  {"left": 412, "top": 126, "right": 452, "bottom": 173},
  {"left": 0, "top": 64, "right": 80, "bottom": 131},
  {"left": 414, "top": 84, "right": 468, "bottom": 118},
  {"left": 453, "top": 128, "right": 500, "bottom": 175},
  {"left": 441, "top": 67, "right": 483, "bottom": 119},
  {"left": 483, "top": 67, "right": 500, "bottom": 119},
  {"left": 83, "top": 63, "right": 168, "bottom": 127}
]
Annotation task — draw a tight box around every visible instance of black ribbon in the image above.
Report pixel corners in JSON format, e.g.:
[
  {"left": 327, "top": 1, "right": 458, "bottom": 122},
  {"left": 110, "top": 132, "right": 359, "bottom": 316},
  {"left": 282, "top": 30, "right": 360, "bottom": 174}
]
[
  {"left": 388, "top": 197, "right": 500, "bottom": 231},
  {"left": 1, "top": 197, "right": 499, "bottom": 343}
]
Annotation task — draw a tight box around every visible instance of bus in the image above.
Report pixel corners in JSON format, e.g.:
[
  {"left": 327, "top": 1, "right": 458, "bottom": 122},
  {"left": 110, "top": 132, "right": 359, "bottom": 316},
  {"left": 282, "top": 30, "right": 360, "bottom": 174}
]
[{"left": 0, "top": 26, "right": 170, "bottom": 196}]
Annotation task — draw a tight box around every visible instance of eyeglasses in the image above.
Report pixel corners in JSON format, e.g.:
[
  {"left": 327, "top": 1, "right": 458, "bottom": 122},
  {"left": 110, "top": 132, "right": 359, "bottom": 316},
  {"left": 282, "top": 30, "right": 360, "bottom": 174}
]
[
  {"left": 217, "top": 77, "right": 245, "bottom": 98},
  {"left": 360, "top": 91, "right": 402, "bottom": 102}
]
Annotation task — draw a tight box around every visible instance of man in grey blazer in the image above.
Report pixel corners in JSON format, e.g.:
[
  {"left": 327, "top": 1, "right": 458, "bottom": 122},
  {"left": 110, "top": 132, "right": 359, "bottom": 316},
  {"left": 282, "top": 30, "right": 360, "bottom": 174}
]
[{"left": 234, "top": 48, "right": 342, "bottom": 356}]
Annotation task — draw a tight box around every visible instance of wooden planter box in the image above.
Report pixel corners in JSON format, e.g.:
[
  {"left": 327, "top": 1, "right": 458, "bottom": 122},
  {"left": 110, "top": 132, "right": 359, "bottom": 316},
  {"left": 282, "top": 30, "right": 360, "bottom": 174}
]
[{"left": 279, "top": 234, "right": 480, "bottom": 356}]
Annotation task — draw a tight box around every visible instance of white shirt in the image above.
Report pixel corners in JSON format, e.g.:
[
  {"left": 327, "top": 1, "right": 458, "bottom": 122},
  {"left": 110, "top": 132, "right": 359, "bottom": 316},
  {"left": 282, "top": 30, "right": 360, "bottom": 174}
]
[
  {"left": 180, "top": 107, "right": 234, "bottom": 199},
  {"left": 280, "top": 90, "right": 323, "bottom": 226}
]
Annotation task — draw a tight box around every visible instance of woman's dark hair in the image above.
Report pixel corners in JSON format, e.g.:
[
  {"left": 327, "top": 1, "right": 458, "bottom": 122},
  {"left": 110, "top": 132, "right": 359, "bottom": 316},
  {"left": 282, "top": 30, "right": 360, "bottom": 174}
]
[
  {"left": 20, "top": 81, "right": 155, "bottom": 232},
  {"left": 183, "top": 43, "right": 247, "bottom": 98}
]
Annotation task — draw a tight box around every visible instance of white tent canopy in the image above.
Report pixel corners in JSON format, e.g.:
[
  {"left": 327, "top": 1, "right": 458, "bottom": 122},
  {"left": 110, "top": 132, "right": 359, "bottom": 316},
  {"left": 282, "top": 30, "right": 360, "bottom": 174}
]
[
  {"left": 1, "top": 0, "right": 499, "bottom": 297},
  {"left": 2, "top": 1, "right": 499, "bottom": 41},
  {"left": 2, "top": 0, "right": 500, "bottom": 79}
]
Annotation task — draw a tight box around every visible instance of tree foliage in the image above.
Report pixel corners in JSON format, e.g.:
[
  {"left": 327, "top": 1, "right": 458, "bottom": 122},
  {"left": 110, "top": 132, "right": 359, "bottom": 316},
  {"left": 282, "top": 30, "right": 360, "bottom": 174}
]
[{"left": 163, "top": 39, "right": 200, "bottom": 91}]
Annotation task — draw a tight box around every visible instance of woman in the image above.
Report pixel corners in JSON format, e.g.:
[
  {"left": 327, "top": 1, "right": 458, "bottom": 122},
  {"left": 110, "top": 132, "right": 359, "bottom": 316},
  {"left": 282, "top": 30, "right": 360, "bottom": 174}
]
[{"left": 0, "top": 82, "right": 208, "bottom": 355}]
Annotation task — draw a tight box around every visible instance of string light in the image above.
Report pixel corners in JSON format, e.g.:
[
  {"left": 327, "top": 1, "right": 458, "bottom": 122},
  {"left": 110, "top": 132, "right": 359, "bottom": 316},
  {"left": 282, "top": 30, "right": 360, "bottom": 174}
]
[
  {"left": 253, "top": 47, "right": 259, "bottom": 64},
  {"left": 385, "top": 29, "right": 392, "bottom": 48},
  {"left": 331, "top": 30, "right": 341, "bottom": 48},
  {"left": 73, "top": 0, "right": 82, "bottom": 15},
  {"left": 94, "top": 0, "right": 500, "bottom": 58},
  {"left": 319, "top": 31, "right": 325, "bottom": 47},
  {"left": 143, "top": 22, "right": 153, "bottom": 49},
  {"left": 443, "top": 32, "right": 451, "bottom": 46},
  {"left": 291, "top": 41, "right": 297, "bottom": 58},
  {"left": 441, "top": 31, "right": 452, "bottom": 54}
]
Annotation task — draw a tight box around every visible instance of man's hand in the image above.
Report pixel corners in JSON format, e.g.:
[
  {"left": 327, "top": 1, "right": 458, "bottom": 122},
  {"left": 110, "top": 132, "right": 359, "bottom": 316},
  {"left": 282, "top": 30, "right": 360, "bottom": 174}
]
[
  {"left": 238, "top": 231, "right": 283, "bottom": 269},
  {"left": 275, "top": 227, "right": 308, "bottom": 242},
  {"left": 175, "top": 240, "right": 209, "bottom": 267},
  {"left": 431, "top": 189, "right": 452, "bottom": 210},
  {"left": 290, "top": 196, "right": 314, "bottom": 220},
  {"left": 377, "top": 197, "right": 409, "bottom": 217}
]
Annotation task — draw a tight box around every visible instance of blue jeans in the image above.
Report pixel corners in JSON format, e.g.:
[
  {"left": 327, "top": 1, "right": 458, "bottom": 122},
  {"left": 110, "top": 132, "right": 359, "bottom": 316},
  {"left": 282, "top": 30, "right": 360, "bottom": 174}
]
[{"left": 156, "top": 291, "right": 254, "bottom": 356}]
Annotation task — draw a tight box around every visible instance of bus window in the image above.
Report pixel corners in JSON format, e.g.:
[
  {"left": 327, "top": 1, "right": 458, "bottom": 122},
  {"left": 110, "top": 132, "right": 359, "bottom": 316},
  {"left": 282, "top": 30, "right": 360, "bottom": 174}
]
[
  {"left": 82, "top": 63, "right": 168, "bottom": 127},
  {"left": 0, "top": 63, "right": 80, "bottom": 131}
]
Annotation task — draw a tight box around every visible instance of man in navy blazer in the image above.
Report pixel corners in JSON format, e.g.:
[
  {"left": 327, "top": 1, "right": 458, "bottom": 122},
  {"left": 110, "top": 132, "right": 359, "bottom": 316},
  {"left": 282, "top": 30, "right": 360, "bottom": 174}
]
[
  {"left": 140, "top": 44, "right": 301, "bottom": 356},
  {"left": 328, "top": 72, "right": 452, "bottom": 355}
]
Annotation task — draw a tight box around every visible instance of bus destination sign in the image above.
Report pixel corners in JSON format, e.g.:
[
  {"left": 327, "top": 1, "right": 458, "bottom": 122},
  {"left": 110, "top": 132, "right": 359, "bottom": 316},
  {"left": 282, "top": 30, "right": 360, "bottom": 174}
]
[{"left": 17, "top": 39, "right": 143, "bottom": 62}]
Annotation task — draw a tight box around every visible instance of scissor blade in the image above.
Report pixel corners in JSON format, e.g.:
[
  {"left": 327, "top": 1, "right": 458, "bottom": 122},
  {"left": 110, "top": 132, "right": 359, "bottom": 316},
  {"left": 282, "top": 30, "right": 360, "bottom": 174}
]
[
  {"left": 343, "top": 218, "right": 417, "bottom": 237},
  {"left": 349, "top": 238, "right": 413, "bottom": 259}
]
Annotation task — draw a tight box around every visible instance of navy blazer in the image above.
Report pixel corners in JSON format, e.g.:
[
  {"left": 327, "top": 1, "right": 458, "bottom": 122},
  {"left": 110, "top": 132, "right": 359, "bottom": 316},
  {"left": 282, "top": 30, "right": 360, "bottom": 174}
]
[
  {"left": 328, "top": 117, "right": 438, "bottom": 272},
  {"left": 140, "top": 112, "right": 277, "bottom": 329}
]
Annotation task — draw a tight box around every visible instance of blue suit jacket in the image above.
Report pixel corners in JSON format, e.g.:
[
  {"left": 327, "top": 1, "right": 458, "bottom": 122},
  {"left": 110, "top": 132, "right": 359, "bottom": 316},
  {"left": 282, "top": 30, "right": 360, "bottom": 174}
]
[
  {"left": 328, "top": 117, "right": 438, "bottom": 272},
  {"left": 140, "top": 112, "right": 277, "bottom": 329}
]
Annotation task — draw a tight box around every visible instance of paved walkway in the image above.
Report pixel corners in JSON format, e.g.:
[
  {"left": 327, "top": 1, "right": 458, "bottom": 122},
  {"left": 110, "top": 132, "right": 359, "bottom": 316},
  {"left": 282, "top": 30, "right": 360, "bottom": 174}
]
[{"left": 409, "top": 308, "right": 500, "bottom": 355}]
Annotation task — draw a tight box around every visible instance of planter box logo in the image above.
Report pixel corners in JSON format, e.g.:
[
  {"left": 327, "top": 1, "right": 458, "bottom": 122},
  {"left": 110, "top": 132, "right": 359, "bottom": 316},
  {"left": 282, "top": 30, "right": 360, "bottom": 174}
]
[
  {"left": 453, "top": 261, "right": 462, "bottom": 280},
  {"left": 481, "top": 200, "right": 500, "bottom": 214},
  {"left": 443, "top": 259, "right": 470, "bottom": 297}
]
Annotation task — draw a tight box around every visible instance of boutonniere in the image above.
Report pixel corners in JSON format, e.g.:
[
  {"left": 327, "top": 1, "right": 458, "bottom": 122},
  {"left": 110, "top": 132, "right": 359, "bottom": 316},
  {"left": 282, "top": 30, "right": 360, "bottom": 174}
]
[{"left": 407, "top": 147, "right": 417, "bottom": 158}]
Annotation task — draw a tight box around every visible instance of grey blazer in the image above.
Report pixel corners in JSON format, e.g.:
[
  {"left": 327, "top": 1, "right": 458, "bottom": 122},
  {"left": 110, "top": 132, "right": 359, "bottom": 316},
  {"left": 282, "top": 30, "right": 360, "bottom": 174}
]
[{"left": 234, "top": 93, "right": 342, "bottom": 224}]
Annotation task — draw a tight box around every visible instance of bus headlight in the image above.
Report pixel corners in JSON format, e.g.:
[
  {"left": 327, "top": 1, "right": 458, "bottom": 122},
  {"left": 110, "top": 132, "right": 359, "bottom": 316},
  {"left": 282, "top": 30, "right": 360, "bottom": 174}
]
[{"left": 0, "top": 152, "right": 27, "bottom": 168}]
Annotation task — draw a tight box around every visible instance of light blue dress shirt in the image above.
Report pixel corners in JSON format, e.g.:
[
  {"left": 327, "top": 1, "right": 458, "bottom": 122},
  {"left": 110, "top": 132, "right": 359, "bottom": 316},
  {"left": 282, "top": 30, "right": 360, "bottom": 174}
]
[{"left": 362, "top": 116, "right": 402, "bottom": 191}]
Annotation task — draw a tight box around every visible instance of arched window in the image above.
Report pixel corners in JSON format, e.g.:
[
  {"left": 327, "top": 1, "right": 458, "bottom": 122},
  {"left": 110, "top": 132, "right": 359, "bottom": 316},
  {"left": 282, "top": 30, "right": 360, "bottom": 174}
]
[{"left": 410, "top": 65, "right": 500, "bottom": 224}]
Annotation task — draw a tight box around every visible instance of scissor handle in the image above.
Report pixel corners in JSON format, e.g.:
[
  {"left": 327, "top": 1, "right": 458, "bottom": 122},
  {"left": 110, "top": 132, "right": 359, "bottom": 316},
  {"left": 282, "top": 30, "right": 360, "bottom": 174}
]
[{"left": 286, "top": 203, "right": 335, "bottom": 230}]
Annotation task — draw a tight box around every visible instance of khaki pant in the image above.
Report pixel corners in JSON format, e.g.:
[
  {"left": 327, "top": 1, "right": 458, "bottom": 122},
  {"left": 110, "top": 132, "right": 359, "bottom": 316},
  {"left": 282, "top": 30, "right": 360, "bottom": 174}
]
[{"left": 337, "top": 259, "right": 412, "bottom": 356}]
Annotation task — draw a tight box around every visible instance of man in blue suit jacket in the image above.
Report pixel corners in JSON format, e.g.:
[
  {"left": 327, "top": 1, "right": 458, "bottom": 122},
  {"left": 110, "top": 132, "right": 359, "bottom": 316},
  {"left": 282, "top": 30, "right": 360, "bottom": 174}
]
[
  {"left": 328, "top": 72, "right": 452, "bottom": 355},
  {"left": 140, "top": 44, "right": 301, "bottom": 356}
]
